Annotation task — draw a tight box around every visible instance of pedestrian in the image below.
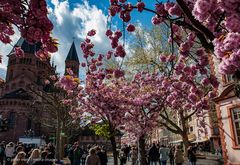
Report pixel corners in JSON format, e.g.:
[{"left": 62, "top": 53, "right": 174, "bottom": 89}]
[
  {"left": 131, "top": 146, "right": 137, "bottom": 165},
  {"left": 63, "top": 144, "right": 69, "bottom": 158},
  {"left": 81, "top": 147, "right": 88, "bottom": 165},
  {"left": 67, "top": 145, "right": 74, "bottom": 165},
  {"left": 95, "top": 146, "right": 107, "bottom": 165},
  {"left": 73, "top": 143, "right": 82, "bottom": 165},
  {"left": 125, "top": 145, "right": 131, "bottom": 161},
  {"left": 85, "top": 148, "right": 100, "bottom": 165},
  {"left": 32, "top": 151, "right": 52, "bottom": 165},
  {"left": 148, "top": 143, "right": 159, "bottom": 165},
  {"left": 174, "top": 145, "right": 184, "bottom": 165},
  {"left": 5, "top": 142, "right": 15, "bottom": 165},
  {"left": 187, "top": 146, "right": 197, "bottom": 165},
  {"left": 168, "top": 146, "right": 175, "bottom": 165},
  {"left": 13, "top": 151, "right": 27, "bottom": 165},
  {"left": 0, "top": 143, "right": 5, "bottom": 165},
  {"left": 159, "top": 145, "right": 169, "bottom": 165},
  {"left": 119, "top": 147, "right": 127, "bottom": 165},
  {"left": 27, "top": 149, "right": 40, "bottom": 165}
]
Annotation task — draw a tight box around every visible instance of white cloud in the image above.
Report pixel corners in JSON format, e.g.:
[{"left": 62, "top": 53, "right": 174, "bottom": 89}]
[
  {"left": 49, "top": 0, "right": 112, "bottom": 79},
  {"left": 0, "top": 27, "right": 20, "bottom": 79},
  {"left": 0, "top": 0, "right": 112, "bottom": 80}
]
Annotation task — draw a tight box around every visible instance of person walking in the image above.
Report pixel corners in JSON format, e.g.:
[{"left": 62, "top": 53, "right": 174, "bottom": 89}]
[
  {"left": 5, "top": 142, "right": 15, "bottom": 165},
  {"left": 159, "top": 145, "right": 169, "bottom": 165},
  {"left": 0, "top": 143, "right": 5, "bottom": 165},
  {"left": 85, "top": 148, "right": 100, "bottom": 165},
  {"left": 174, "top": 146, "right": 184, "bottom": 165},
  {"left": 168, "top": 146, "right": 175, "bottom": 165},
  {"left": 13, "top": 151, "right": 27, "bottom": 165},
  {"left": 131, "top": 147, "right": 137, "bottom": 165},
  {"left": 187, "top": 146, "right": 197, "bottom": 165},
  {"left": 148, "top": 143, "right": 159, "bottom": 165},
  {"left": 32, "top": 151, "right": 53, "bottom": 165},
  {"left": 95, "top": 146, "right": 107, "bottom": 165},
  {"left": 27, "top": 149, "right": 40, "bottom": 165},
  {"left": 119, "top": 147, "right": 127, "bottom": 165},
  {"left": 81, "top": 147, "right": 88, "bottom": 165}
]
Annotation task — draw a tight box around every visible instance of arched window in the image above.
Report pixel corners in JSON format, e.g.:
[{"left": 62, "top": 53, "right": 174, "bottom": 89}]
[{"left": 8, "top": 112, "right": 16, "bottom": 129}]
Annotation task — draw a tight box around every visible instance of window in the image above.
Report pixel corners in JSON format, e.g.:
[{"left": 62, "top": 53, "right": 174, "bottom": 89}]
[
  {"left": 189, "top": 126, "right": 193, "bottom": 133},
  {"left": 8, "top": 112, "right": 16, "bottom": 129},
  {"left": 189, "top": 116, "right": 192, "bottom": 122},
  {"left": 232, "top": 108, "right": 240, "bottom": 145},
  {"left": 225, "top": 74, "right": 234, "bottom": 83}
]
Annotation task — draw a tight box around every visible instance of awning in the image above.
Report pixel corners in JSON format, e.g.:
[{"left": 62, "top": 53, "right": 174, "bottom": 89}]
[
  {"left": 192, "top": 138, "right": 209, "bottom": 143},
  {"left": 169, "top": 140, "right": 183, "bottom": 144}
]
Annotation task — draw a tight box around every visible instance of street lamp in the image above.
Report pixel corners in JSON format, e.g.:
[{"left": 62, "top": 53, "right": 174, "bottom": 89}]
[{"left": 24, "top": 129, "right": 35, "bottom": 137}]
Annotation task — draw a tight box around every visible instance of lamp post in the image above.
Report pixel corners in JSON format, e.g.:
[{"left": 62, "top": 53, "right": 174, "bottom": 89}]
[{"left": 24, "top": 129, "right": 35, "bottom": 138}]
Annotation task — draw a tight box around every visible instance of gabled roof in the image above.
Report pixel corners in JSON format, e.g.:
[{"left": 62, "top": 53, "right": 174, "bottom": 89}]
[
  {"left": 10, "top": 37, "right": 41, "bottom": 54},
  {"left": 214, "top": 84, "right": 236, "bottom": 103},
  {"left": 0, "top": 88, "right": 33, "bottom": 100},
  {"left": 66, "top": 42, "right": 79, "bottom": 62}
]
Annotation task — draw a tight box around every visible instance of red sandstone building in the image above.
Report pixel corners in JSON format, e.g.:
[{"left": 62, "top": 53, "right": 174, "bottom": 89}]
[{"left": 0, "top": 38, "right": 80, "bottom": 142}]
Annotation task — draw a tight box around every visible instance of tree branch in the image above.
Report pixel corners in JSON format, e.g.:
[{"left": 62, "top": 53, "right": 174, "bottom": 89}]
[
  {"left": 159, "top": 122, "right": 180, "bottom": 134},
  {"left": 176, "top": 0, "right": 215, "bottom": 41}
]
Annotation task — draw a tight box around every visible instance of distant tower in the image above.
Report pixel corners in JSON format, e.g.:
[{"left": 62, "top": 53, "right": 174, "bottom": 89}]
[
  {"left": 6, "top": 37, "right": 42, "bottom": 83},
  {"left": 65, "top": 41, "right": 80, "bottom": 77}
]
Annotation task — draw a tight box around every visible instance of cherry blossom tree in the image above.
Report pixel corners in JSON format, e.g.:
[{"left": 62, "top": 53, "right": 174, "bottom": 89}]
[
  {"left": 124, "top": 24, "right": 218, "bottom": 152},
  {"left": 0, "top": 0, "right": 57, "bottom": 59},
  {"left": 57, "top": 28, "right": 217, "bottom": 164},
  {"left": 28, "top": 71, "right": 80, "bottom": 159},
  {"left": 108, "top": 0, "right": 240, "bottom": 76}
]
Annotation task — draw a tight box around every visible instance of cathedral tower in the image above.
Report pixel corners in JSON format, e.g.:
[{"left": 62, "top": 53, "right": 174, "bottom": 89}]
[{"left": 65, "top": 41, "right": 80, "bottom": 77}]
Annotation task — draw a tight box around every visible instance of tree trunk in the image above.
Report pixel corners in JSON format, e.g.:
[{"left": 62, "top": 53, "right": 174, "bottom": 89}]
[
  {"left": 110, "top": 136, "right": 118, "bottom": 165},
  {"left": 179, "top": 111, "right": 190, "bottom": 153},
  {"left": 181, "top": 132, "right": 190, "bottom": 154},
  {"left": 59, "top": 123, "right": 64, "bottom": 159},
  {"left": 56, "top": 115, "right": 61, "bottom": 160},
  {"left": 138, "top": 136, "right": 148, "bottom": 165}
]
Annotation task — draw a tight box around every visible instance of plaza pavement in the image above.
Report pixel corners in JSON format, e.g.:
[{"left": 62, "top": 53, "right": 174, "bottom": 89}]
[{"left": 107, "top": 154, "right": 224, "bottom": 165}]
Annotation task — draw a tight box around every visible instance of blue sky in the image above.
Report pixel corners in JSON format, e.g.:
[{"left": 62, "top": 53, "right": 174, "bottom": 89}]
[{"left": 0, "top": 0, "right": 168, "bottom": 80}]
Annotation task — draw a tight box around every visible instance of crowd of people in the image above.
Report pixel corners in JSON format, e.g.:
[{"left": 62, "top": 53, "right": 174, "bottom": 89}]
[
  {"left": 0, "top": 140, "right": 212, "bottom": 165},
  {"left": 0, "top": 141, "right": 108, "bottom": 165},
  {"left": 146, "top": 143, "right": 197, "bottom": 165}
]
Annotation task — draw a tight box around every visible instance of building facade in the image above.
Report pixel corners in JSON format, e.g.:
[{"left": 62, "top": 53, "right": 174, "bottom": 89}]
[
  {"left": 214, "top": 76, "right": 240, "bottom": 165},
  {"left": 0, "top": 39, "right": 80, "bottom": 142}
]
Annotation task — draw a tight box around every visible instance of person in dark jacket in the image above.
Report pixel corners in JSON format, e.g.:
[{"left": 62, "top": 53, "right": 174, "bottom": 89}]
[
  {"left": 119, "top": 147, "right": 127, "bottom": 165},
  {"left": 32, "top": 151, "right": 52, "bottom": 165},
  {"left": 95, "top": 146, "right": 108, "bottom": 165},
  {"left": 148, "top": 143, "right": 159, "bottom": 165},
  {"left": 0, "top": 143, "right": 5, "bottom": 165},
  {"left": 168, "top": 146, "right": 175, "bottom": 165},
  {"left": 187, "top": 146, "right": 197, "bottom": 165}
]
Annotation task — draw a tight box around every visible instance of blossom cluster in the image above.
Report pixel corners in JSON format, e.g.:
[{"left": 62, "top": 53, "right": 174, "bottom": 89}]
[
  {"left": 107, "top": 0, "right": 240, "bottom": 75},
  {"left": 0, "top": 0, "right": 57, "bottom": 61}
]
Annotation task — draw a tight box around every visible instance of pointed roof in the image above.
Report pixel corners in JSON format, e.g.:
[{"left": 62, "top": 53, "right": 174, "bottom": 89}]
[
  {"left": 66, "top": 42, "right": 79, "bottom": 62},
  {"left": 11, "top": 37, "right": 41, "bottom": 54}
]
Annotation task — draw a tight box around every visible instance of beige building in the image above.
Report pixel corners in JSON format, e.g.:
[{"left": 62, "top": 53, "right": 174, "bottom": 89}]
[{"left": 214, "top": 75, "right": 240, "bottom": 165}]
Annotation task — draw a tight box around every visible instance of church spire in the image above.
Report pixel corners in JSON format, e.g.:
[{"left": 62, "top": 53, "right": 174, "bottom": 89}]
[
  {"left": 12, "top": 37, "right": 41, "bottom": 54},
  {"left": 65, "top": 41, "right": 80, "bottom": 77},
  {"left": 65, "top": 41, "right": 79, "bottom": 62}
]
